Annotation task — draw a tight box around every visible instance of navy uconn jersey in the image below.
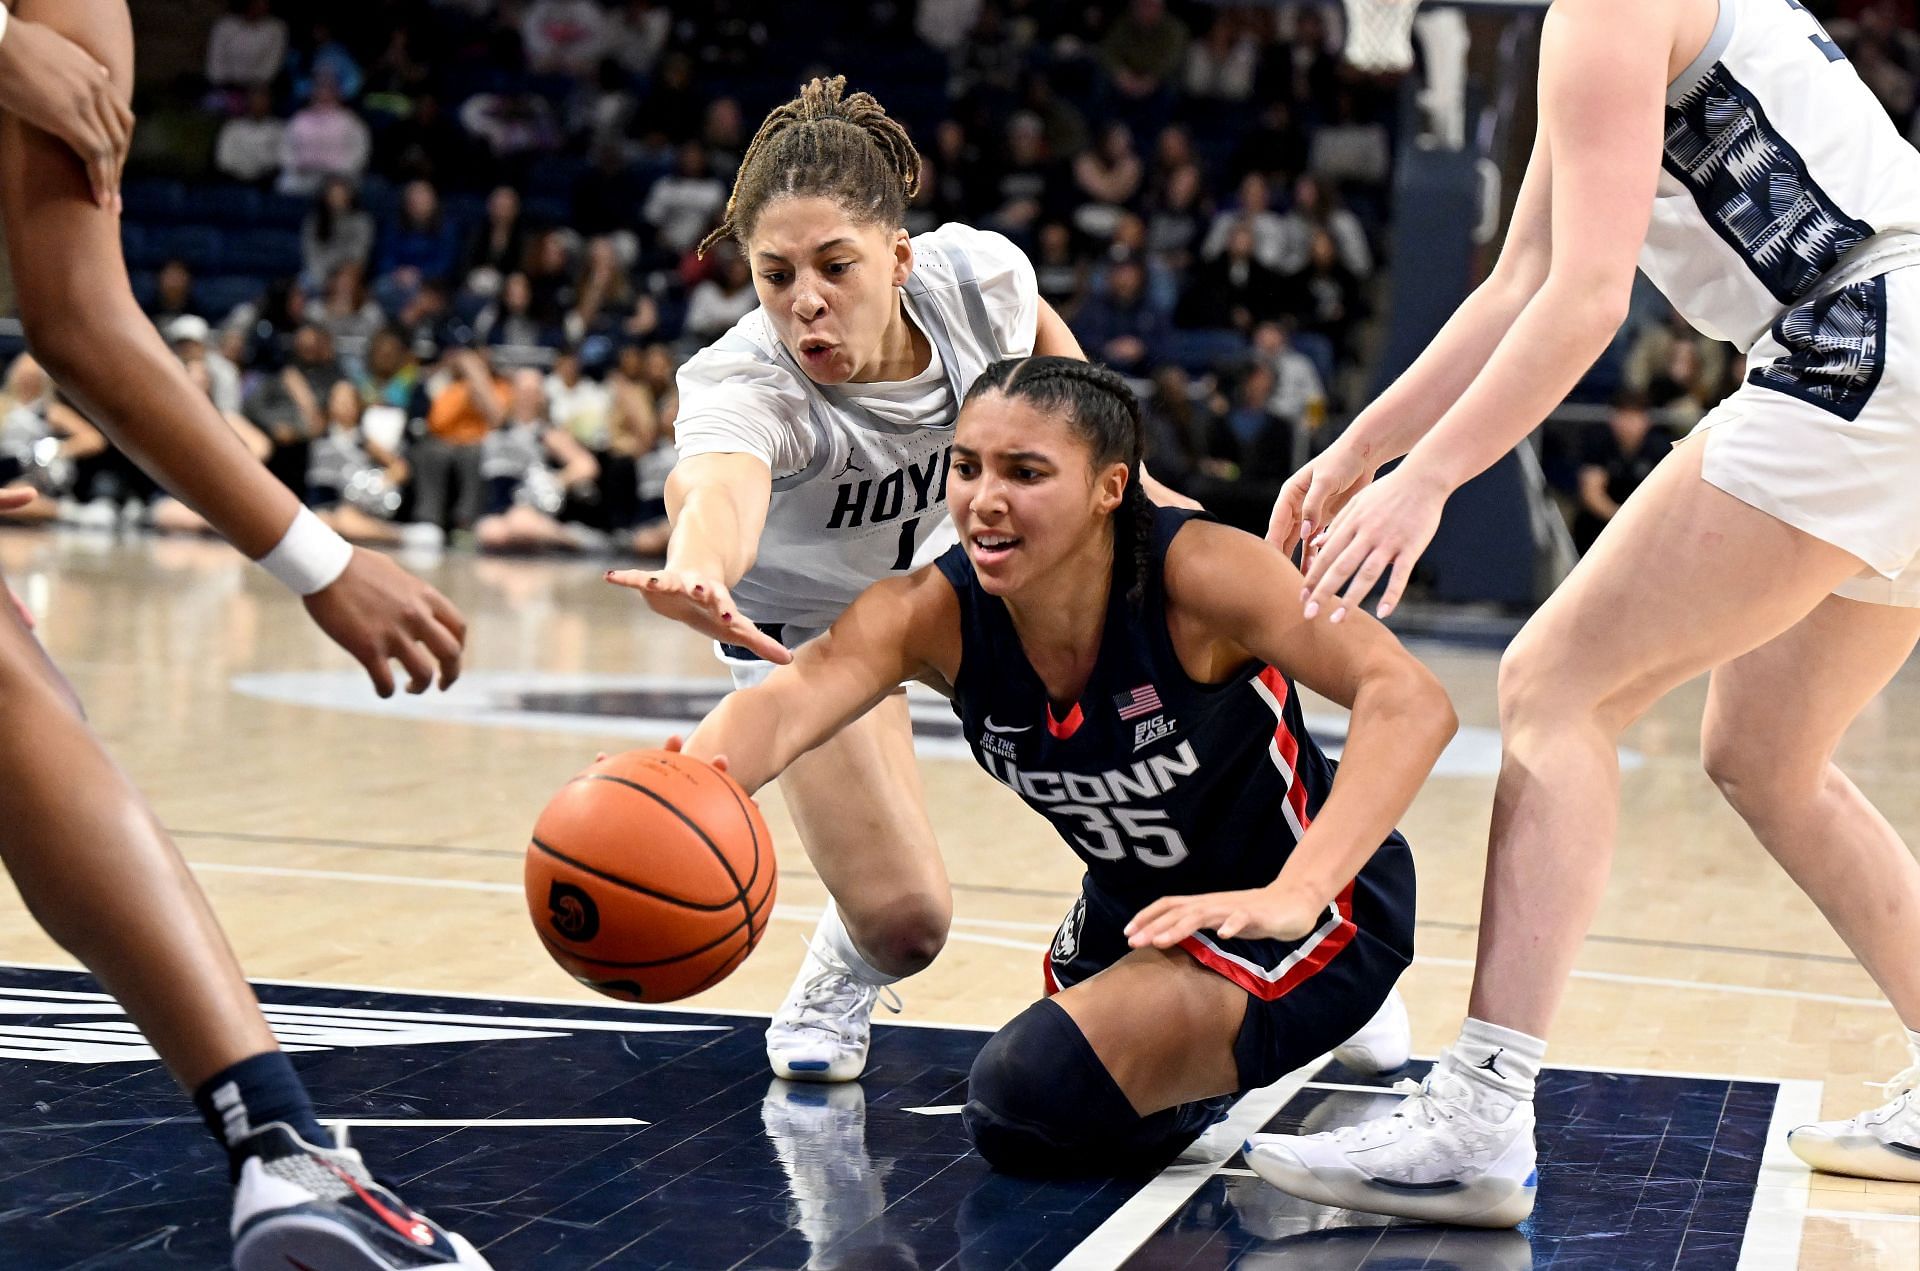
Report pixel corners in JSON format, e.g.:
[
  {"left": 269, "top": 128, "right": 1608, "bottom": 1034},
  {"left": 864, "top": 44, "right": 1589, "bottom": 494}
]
[{"left": 934, "top": 508, "right": 1413, "bottom": 989}]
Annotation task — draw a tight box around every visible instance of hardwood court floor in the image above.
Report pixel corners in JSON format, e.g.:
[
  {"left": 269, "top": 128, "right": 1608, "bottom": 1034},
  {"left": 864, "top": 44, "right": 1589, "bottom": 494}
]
[{"left": 0, "top": 527, "right": 1913, "bottom": 1269}]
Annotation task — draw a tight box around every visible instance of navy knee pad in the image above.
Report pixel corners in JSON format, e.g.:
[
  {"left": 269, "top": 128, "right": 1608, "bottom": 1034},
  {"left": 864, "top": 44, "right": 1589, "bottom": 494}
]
[{"left": 962, "top": 997, "right": 1228, "bottom": 1176}]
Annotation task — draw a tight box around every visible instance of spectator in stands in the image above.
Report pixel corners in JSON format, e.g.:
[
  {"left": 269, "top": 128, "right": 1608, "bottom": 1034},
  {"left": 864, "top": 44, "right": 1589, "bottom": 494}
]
[
  {"left": 476, "top": 272, "right": 549, "bottom": 349},
  {"left": 243, "top": 322, "right": 337, "bottom": 493},
  {"left": 523, "top": 0, "right": 609, "bottom": 78},
  {"left": 462, "top": 186, "right": 529, "bottom": 299},
  {"left": 1140, "top": 363, "right": 1229, "bottom": 499},
  {"left": 1101, "top": 0, "right": 1191, "bottom": 129},
  {"left": 205, "top": 0, "right": 288, "bottom": 93},
  {"left": 278, "top": 69, "right": 371, "bottom": 196},
  {"left": 546, "top": 346, "right": 632, "bottom": 529},
  {"left": 290, "top": 20, "right": 364, "bottom": 105},
  {"left": 316, "top": 266, "right": 385, "bottom": 375},
  {"left": 607, "top": 0, "right": 673, "bottom": 77},
  {"left": 1258, "top": 4, "right": 1340, "bottom": 110},
  {"left": 374, "top": 92, "right": 485, "bottom": 189},
  {"left": 926, "top": 119, "right": 980, "bottom": 225},
  {"left": 1216, "top": 360, "right": 1302, "bottom": 482},
  {"left": 1275, "top": 174, "right": 1372, "bottom": 279},
  {"left": 632, "top": 52, "right": 704, "bottom": 148},
  {"left": 165, "top": 315, "right": 242, "bottom": 416},
  {"left": 1032, "top": 221, "right": 1086, "bottom": 314},
  {"left": 0, "top": 353, "right": 104, "bottom": 526},
  {"left": 476, "top": 368, "right": 602, "bottom": 552},
  {"left": 214, "top": 87, "right": 285, "bottom": 184},
  {"left": 1017, "top": 72, "right": 1090, "bottom": 164},
  {"left": 1624, "top": 306, "right": 1731, "bottom": 424},
  {"left": 1179, "top": 221, "right": 1285, "bottom": 332},
  {"left": 416, "top": 347, "right": 506, "bottom": 538},
  {"left": 702, "top": 97, "right": 746, "bottom": 179},
  {"left": 573, "top": 141, "right": 642, "bottom": 243},
  {"left": 1308, "top": 88, "right": 1393, "bottom": 194},
  {"left": 684, "top": 243, "right": 757, "bottom": 339},
  {"left": 301, "top": 177, "right": 375, "bottom": 291},
  {"left": 985, "top": 112, "right": 1068, "bottom": 248},
  {"left": 360, "top": 327, "right": 428, "bottom": 418},
  {"left": 643, "top": 141, "right": 726, "bottom": 256},
  {"left": 365, "top": 27, "right": 430, "bottom": 113},
  {"left": 622, "top": 342, "right": 678, "bottom": 556},
  {"left": 1145, "top": 160, "right": 1209, "bottom": 271},
  {"left": 1071, "top": 257, "right": 1168, "bottom": 377},
  {"left": 1288, "top": 228, "right": 1366, "bottom": 358},
  {"left": 376, "top": 180, "right": 463, "bottom": 295},
  {"left": 1072, "top": 122, "right": 1144, "bottom": 240},
  {"left": 1184, "top": 9, "right": 1259, "bottom": 102},
  {"left": 151, "top": 259, "right": 201, "bottom": 326},
  {"left": 1572, "top": 390, "right": 1676, "bottom": 554},
  {"left": 1201, "top": 171, "right": 1287, "bottom": 270},
  {"left": 305, "top": 381, "right": 408, "bottom": 546},
  {"left": 1251, "top": 320, "right": 1329, "bottom": 436}
]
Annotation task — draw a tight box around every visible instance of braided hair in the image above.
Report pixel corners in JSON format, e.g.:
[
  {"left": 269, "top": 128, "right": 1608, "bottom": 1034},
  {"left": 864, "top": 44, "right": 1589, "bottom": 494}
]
[
  {"left": 963, "top": 356, "right": 1157, "bottom": 608},
  {"left": 698, "top": 76, "right": 922, "bottom": 258}
]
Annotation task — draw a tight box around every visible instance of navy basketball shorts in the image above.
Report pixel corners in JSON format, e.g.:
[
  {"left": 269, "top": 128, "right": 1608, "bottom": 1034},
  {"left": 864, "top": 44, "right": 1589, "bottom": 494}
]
[{"left": 1043, "top": 852, "right": 1415, "bottom": 1091}]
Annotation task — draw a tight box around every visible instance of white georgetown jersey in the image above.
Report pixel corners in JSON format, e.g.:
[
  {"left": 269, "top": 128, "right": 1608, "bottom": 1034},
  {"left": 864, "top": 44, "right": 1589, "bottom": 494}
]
[
  {"left": 1642, "top": 0, "right": 1920, "bottom": 351},
  {"left": 675, "top": 223, "right": 1037, "bottom": 630}
]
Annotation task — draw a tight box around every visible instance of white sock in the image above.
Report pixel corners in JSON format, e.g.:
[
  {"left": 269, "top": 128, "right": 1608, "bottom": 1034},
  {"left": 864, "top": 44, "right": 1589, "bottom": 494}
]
[
  {"left": 1905, "top": 1026, "right": 1920, "bottom": 1060},
  {"left": 815, "top": 901, "right": 900, "bottom": 988},
  {"left": 1445, "top": 1017, "right": 1546, "bottom": 1104}
]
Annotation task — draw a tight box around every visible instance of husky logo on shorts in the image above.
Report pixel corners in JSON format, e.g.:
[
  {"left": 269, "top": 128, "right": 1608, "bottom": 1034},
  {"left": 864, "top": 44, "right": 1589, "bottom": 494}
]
[
  {"left": 548, "top": 881, "right": 600, "bottom": 942},
  {"left": 1052, "top": 895, "right": 1087, "bottom": 965}
]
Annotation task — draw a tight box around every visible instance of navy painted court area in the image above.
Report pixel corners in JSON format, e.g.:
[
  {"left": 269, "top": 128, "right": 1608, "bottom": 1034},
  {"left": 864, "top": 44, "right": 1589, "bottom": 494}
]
[{"left": 0, "top": 966, "right": 1777, "bottom": 1268}]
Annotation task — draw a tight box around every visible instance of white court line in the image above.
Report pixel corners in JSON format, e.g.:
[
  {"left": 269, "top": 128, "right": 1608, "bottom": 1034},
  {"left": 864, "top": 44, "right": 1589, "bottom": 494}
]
[
  {"left": 183, "top": 862, "right": 1895, "bottom": 1012},
  {"left": 1053, "top": 1060, "right": 1318, "bottom": 1271},
  {"left": 1738, "top": 1078, "right": 1822, "bottom": 1271},
  {"left": 1801, "top": 1209, "right": 1920, "bottom": 1225},
  {"left": 339, "top": 1117, "right": 647, "bottom": 1129}
]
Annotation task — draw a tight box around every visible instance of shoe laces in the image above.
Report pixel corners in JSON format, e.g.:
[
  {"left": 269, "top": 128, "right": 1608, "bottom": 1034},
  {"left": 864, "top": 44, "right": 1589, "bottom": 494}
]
[
  {"left": 1867, "top": 1057, "right": 1920, "bottom": 1112},
  {"left": 1320, "top": 1067, "right": 1472, "bottom": 1148},
  {"left": 785, "top": 939, "right": 902, "bottom": 1034}
]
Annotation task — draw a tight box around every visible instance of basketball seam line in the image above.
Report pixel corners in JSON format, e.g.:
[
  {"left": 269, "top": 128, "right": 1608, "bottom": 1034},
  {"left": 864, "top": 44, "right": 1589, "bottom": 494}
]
[
  {"left": 582, "top": 772, "right": 755, "bottom": 906},
  {"left": 529, "top": 836, "right": 740, "bottom": 913},
  {"left": 533, "top": 872, "right": 779, "bottom": 969}
]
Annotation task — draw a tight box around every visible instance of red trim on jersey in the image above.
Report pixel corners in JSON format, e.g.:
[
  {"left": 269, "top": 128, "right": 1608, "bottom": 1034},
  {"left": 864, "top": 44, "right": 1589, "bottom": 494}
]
[
  {"left": 1045, "top": 701, "right": 1084, "bottom": 740},
  {"left": 1042, "top": 951, "right": 1061, "bottom": 997},
  {"left": 1177, "top": 879, "right": 1358, "bottom": 1002},
  {"left": 1258, "top": 666, "right": 1313, "bottom": 833}
]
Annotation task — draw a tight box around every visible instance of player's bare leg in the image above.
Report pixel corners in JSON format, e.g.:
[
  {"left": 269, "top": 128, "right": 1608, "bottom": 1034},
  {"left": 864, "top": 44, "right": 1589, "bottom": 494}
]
[
  {"left": 1704, "top": 596, "right": 1920, "bottom": 1179},
  {"left": 1248, "top": 438, "right": 1866, "bottom": 1225},
  {"left": 768, "top": 691, "right": 951, "bottom": 1080}
]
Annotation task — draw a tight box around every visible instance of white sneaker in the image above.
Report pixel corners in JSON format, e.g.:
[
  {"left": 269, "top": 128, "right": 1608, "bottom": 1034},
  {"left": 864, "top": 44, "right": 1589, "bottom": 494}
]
[
  {"left": 1244, "top": 1058, "right": 1538, "bottom": 1228},
  {"left": 1789, "top": 1045, "right": 1920, "bottom": 1182},
  {"left": 766, "top": 933, "right": 901, "bottom": 1083},
  {"left": 1332, "top": 988, "right": 1411, "bottom": 1074}
]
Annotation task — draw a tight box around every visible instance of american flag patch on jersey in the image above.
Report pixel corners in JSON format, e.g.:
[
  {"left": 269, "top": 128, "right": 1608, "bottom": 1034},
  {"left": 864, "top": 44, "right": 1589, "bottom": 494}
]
[{"left": 1113, "top": 684, "right": 1162, "bottom": 720}]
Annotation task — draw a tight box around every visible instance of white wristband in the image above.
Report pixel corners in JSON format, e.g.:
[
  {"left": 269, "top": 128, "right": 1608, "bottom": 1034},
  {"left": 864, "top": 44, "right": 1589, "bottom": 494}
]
[
  {"left": 0, "top": 8, "right": 12, "bottom": 48},
  {"left": 256, "top": 506, "right": 353, "bottom": 596}
]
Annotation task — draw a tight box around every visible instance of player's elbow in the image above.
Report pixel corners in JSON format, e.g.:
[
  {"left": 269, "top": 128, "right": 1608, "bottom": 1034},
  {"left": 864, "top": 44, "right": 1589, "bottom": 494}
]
[{"left": 1542, "top": 270, "right": 1634, "bottom": 341}]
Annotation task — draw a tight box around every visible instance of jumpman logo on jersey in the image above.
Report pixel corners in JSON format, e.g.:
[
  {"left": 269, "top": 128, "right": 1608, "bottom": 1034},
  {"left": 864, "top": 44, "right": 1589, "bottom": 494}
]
[
  {"left": 1475, "top": 1049, "right": 1507, "bottom": 1080},
  {"left": 830, "top": 454, "right": 866, "bottom": 480}
]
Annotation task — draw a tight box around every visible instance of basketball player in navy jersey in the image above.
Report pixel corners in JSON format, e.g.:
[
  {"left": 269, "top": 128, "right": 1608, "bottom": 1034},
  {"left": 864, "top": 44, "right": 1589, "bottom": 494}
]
[
  {"left": 1250, "top": 0, "right": 1920, "bottom": 1227},
  {"left": 0, "top": 2, "right": 483, "bottom": 1265},
  {"left": 642, "top": 357, "right": 1452, "bottom": 1172}
]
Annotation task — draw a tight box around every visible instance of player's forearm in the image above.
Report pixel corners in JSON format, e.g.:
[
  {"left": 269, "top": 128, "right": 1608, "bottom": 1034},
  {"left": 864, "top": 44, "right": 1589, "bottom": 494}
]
[
  {"left": 685, "top": 675, "right": 876, "bottom": 795},
  {"left": 1267, "top": 664, "right": 1454, "bottom": 908},
  {"left": 663, "top": 481, "right": 760, "bottom": 585},
  {"left": 1400, "top": 277, "right": 1627, "bottom": 493},
  {"left": 1337, "top": 273, "right": 1545, "bottom": 469}
]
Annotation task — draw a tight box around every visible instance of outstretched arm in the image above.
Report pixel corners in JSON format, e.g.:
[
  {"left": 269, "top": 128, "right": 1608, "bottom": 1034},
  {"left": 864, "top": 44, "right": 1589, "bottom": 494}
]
[
  {"left": 677, "top": 566, "right": 960, "bottom": 792},
  {"left": 1298, "top": 0, "right": 1669, "bottom": 619},
  {"left": 1128, "top": 520, "right": 1455, "bottom": 946}
]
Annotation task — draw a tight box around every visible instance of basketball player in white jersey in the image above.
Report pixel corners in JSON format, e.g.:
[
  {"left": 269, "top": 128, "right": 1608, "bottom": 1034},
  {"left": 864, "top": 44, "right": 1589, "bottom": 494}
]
[
  {"left": 607, "top": 76, "right": 1414, "bottom": 1084},
  {"left": 0, "top": 3, "right": 483, "bottom": 1265},
  {"left": 1240, "top": 0, "right": 1920, "bottom": 1226}
]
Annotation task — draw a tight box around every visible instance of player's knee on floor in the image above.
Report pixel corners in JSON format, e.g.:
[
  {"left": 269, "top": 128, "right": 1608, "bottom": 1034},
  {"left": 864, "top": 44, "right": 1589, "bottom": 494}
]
[{"left": 962, "top": 997, "right": 1225, "bottom": 1176}]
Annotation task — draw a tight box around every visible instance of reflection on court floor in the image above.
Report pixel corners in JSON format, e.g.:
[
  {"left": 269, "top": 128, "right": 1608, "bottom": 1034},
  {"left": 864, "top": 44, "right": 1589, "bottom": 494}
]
[{"left": 0, "top": 966, "right": 1789, "bottom": 1269}]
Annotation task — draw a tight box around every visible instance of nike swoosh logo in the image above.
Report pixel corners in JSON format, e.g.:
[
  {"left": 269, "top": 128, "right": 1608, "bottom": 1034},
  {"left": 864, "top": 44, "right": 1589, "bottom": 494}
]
[{"left": 984, "top": 718, "right": 1031, "bottom": 734}]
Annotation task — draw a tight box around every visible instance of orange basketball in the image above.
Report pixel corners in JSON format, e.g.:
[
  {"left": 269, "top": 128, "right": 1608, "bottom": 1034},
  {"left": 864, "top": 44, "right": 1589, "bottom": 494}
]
[{"left": 525, "top": 749, "right": 776, "bottom": 1003}]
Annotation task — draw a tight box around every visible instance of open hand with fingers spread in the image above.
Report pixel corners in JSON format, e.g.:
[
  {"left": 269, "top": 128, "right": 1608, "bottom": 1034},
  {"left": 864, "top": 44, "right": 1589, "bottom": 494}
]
[
  {"left": 1125, "top": 883, "right": 1328, "bottom": 948},
  {"left": 604, "top": 567, "right": 792, "bottom": 664},
  {"left": 1300, "top": 463, "right": 1452, "bottom": 623},
  {"left": 302, "top": 548, "right": 466, "bottom": 697},
  {"left": 0, "top": 15, "right": 133, "bottom": 211}
]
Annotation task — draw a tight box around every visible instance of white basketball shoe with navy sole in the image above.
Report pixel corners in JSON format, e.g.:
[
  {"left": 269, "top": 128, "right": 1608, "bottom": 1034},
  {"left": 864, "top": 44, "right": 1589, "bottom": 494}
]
[{"left": 1244, "top": 1058, "right": 1538, "bottom": 1228}]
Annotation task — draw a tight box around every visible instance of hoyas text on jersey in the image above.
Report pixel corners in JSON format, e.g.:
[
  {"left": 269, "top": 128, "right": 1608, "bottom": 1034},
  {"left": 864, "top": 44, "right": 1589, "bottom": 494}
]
[{"left": 826, "top": 446, "right": 952, "bottom": 530}]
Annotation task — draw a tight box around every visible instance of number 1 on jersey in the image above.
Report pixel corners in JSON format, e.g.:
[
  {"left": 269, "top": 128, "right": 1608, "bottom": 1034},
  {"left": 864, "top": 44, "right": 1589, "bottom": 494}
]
[
  {"left": 1783, "top": 0, "right": 1847, "bottom": 61},
  {"left": 891, "top": 517, "right": 921, "bottom": 570}
]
